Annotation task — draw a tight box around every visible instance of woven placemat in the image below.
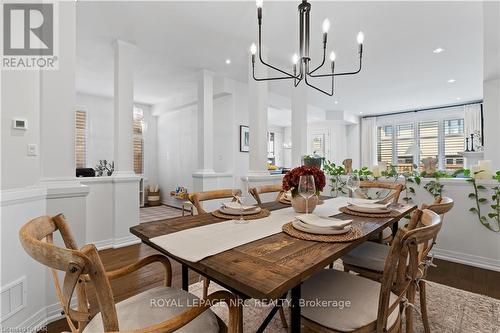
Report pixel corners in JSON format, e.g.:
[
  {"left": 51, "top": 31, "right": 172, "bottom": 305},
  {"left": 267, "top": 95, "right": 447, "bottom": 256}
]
[
  {"left": 282, "top": 222, "right": 363, "bottom": 242},
  {"left": 212, "top": 209, "right": 271, "bottom": 220},
  {"left": 339, "top": 206, "right": 400, "bottom": 218}
]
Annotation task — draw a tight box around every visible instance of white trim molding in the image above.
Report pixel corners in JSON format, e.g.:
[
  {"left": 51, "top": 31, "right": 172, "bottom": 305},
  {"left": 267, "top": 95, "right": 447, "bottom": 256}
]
[{"left": 432, "top": 247, "right": 500, "bottom": 272}]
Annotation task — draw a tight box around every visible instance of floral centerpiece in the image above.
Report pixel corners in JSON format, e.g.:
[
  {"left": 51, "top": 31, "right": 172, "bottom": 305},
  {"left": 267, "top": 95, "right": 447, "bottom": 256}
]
[{"left": 283, "top": 166, "right": 326, "bottom": 213}]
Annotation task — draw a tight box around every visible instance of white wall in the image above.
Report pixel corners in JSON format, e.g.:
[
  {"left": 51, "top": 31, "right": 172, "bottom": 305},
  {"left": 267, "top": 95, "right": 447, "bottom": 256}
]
[
  {"left": 75, "top": 93, "right": 157, "bottom": 183},
  {"left": 1, "top": 71, "right": 41, "bottom": 190}
]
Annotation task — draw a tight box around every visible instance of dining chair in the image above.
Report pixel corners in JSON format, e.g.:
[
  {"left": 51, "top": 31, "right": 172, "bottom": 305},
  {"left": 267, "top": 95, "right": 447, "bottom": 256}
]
[
  {"left": 19, "top": 214, "right": 239, "bottom": 333},
  {"left": 342, "top": 197, "right": 453, "bottom": 333},
  {"left": 354, "top": 180, "right": 405, "bottom": 244},
  {"left": 301, "top": 208, "right": 442, "bottom": 333},
  {"left": 248, "top": 184, "right": 284, "bottom": 205},
  {"left": 188, "top": 189, "right": 241, "bottom": 215}
]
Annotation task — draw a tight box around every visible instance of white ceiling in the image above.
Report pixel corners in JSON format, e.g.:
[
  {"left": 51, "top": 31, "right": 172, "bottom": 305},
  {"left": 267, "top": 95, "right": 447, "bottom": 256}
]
[{"left": 76, "top": 1, "right": 483, "bottom": 116}]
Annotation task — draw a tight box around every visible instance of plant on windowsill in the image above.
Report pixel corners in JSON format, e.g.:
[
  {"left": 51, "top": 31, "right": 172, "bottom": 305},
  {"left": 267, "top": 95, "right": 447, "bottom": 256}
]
[
  {"left": 323, "top": 161, "right": 347, "bottom": 198},
  {"left": 352, "top": 167, "right": 372, "bottom": 180},
  {"left": 421, "top": 170, "right": 449, "bottom": 198}
]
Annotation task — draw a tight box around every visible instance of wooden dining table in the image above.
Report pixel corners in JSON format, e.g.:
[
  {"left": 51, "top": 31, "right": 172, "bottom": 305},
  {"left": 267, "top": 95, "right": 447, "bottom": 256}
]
[{"left": 130, "top": 199, "right": 416, "bottom": 333}]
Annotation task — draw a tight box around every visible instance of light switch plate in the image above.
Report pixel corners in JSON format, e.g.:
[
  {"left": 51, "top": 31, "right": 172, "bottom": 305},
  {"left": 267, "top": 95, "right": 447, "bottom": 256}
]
[{"left": 27, "top": 144, "right": 38, "bottom": 156}]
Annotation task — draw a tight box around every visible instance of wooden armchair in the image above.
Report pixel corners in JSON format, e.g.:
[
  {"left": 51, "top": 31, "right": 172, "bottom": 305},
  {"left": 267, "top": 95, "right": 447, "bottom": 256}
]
[
  {"left": 302, "top": 209, "right": 442, "bottom": 333},
  {"left": 355, "top": 181, "right": 405, "bottom": 243},
  {"left": 342, "top": 198, "right": 453, "bottom": 333},
  {"left": 19, "top": 214, "right": 239, "bottom": 333},
  {"left": 188, "top": 189, "right": 241, "bottom": 215},
  {"left": 248, "top": 184, "right": 284, "bottom": 205}
]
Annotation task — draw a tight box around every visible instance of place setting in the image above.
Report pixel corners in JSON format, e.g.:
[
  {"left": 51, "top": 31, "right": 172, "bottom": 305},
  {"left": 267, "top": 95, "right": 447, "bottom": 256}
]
[
  {"left": 281, "top": 174, "right": 364, "bottom": 242},
  {"left": 212, "top": 179, "right": 271, "bottom": 221},
  {"left": 339, "top": 173, "right": 402, "bottom": 218}
]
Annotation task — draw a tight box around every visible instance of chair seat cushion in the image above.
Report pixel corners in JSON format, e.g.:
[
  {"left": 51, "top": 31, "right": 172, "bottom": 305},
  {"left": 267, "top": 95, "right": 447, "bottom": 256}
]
[
  {"left": 342, "top": 241, "right": 389, "bottom": 272},
  {"left": 83, "top": 286, "right": 219, "bottom": 333},
  {"left": 302, "top": 269, "right": 399, "bottom": 332}
]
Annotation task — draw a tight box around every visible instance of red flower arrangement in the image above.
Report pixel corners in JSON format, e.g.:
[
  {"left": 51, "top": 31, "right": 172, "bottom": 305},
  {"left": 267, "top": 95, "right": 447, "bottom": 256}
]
[{"left": 282, "top": 166, "right": 326, "bottom": 196}]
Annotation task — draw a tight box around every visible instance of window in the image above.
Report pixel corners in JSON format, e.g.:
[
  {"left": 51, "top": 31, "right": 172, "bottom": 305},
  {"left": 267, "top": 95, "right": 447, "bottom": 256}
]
[
  {"left": 75, "top": 110, "right": 87, "bottom": 168},
  {"left": 418, "top": 121, "right": 439, "bottom": 171},
  {"left": 377, "top": 117, "right": 465, "bottom": 171},
  {"left": 395, "top": 124, "right": 414, "bottom": 172},
  {"left": 267, "top": 132, "right": 275, "bottom": 157},
  {"left": 443, "top": 119, "right": 465, "bottom": 170},
  {"left": 377, "top": 126, "right": 393, "bottom": 165},
  {"left": 133, "top": 107, "right": 144, "bottom": 175}
]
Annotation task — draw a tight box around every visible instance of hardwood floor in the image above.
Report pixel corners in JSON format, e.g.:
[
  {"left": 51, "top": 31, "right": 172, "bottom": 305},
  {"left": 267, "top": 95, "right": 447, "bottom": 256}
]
[{"left": 43, "top": 244, "right": 500, "bottom": 332}]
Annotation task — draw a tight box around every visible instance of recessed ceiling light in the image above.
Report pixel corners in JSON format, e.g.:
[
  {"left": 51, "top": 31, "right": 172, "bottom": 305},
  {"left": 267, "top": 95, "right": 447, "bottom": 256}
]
[
  {"left": 447, "top": 79, "right": 456, "bottom": 83},
  {"left": 225, "top": 59, "right": 231, "bottom": 65},
  {"left": 359, "top": 112, "right": 363, "bottom": 114},
  {"left": 456, "top": 97, "right": 461, "bottom": 101},
  {"left": 334, "top": 100, "right": 339, "bottom": 104},
  {"left": 433, "top": 47, "right": 444, "bottom": 54}
]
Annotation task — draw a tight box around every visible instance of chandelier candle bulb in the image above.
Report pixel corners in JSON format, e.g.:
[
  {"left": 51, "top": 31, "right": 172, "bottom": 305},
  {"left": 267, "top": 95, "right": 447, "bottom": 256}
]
[{"left": 256, "top": 0, "right": 263, "bottom": 22}]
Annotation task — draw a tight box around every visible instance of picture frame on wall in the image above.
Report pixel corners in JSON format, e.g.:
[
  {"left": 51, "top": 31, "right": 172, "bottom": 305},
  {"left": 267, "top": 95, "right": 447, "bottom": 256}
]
[{"left": 240, "top": 125, "right": 250, "bottom": 152}]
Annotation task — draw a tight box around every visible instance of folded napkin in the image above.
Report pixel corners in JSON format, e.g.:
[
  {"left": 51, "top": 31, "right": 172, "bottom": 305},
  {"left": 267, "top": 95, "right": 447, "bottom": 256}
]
[
  {"left": 347, "top": 200, "right": 391, "bottom": 210},
  {"left": 223, "top": 202, "right": 258, "bottom": 211},
  {"left": 295, "top": 214, "right": 352, "bottom": 229}
]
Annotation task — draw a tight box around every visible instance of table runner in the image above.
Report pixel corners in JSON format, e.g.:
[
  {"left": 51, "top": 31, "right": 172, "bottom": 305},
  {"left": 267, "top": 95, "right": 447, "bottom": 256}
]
[{"left": 150, "top": 197, "right": 352, "bottom": 262}]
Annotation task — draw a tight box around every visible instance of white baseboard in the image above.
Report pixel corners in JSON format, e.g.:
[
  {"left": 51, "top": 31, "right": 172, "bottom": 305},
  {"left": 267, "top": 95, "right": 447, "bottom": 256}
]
[
  {"left": 93, "top": 238, "right": 114, "bottom": 250},
  {"left": 113, "top": 236, "right": 141, "bottom": 249},
  {"left": 431, "top": 247, "right": 500, "bottom": 272},
  {"left": 18, "top": 300, "right": 71, "bottom": 332}
]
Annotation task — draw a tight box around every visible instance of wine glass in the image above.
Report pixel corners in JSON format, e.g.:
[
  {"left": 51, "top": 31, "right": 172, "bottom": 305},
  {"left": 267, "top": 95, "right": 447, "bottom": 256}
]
[
  {"left": 346, "top": 173, "right": 360, "bottom": 199},
  {"left": 233, "top": 177, "right": 249, "bottom": 224},
  {"left": 298, "top": 175, "right": 316, "bottom": 214}
]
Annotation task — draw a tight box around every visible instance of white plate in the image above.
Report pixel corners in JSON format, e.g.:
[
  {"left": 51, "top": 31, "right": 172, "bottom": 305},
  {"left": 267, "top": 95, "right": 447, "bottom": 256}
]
[
  {"left": 346, "top": 204, "right": 390, "bottom": 214},
  {"left": 219, "top": 206, "right": 261, "bottom": 216},
  {"left": 292, "top": 220, "right": 351, "bottom": 235}
]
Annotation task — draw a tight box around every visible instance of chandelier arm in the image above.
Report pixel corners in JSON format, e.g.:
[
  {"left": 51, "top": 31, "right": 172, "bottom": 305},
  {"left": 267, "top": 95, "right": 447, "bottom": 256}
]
[
  {"left": 257, "top": 24, "right": 296, "bottom": 79},
  {"left": 307, "top": 55, "right": 362, "bottom": 78},
  {"left": 308, "top": 47, "right": 326, "bottom": 75},
  {"left": 304, "top": 73, "right": 334, "bottom": 96}
]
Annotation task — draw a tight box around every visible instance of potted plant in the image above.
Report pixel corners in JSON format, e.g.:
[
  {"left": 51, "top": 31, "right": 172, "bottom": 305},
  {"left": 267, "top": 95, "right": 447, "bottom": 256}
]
[
  {"left": 302, "top": 154, "right": 324, "bottom": 169},
  {"left": 282, "top": 166, "right": 326, "bottom": 213}
]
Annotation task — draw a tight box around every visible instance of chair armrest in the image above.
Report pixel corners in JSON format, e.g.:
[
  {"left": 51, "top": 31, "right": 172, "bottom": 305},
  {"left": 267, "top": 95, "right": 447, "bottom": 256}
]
[
  {"left": 114, "top": 290, "right": 240, "bottom": 333},
  {"left": 106, "top": 254, "right": 172, "bottom": 287}
]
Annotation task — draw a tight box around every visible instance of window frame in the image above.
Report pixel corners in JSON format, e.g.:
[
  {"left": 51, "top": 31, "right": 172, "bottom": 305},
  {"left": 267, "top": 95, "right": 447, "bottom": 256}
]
[
  {"left": 133, "top": 106, "right": 145, "bottom": 175},
  {"left": 376, "top": 108, "right": 465, "bottom": 171}
]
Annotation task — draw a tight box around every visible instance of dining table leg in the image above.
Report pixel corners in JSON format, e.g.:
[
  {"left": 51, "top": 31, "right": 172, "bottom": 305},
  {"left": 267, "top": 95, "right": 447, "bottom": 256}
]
[
  {"left": 290, "top": 284, "right": 302, "bottom": 332},
  {"left": 181, "top": 264, "right": 188, "bottom": 291}
]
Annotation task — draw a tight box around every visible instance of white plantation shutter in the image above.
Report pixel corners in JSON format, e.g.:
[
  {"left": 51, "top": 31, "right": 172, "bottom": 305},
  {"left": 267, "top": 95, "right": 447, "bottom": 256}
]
[
  {"left": 418, "top": 121, "right": 439, "bottom": 170},
  {"left": 443, "top": 119, "right": 465, "bottom": 170},
  {"left": 396, "top": 124, "right": 414, "bottom": 172},
  {"left": 133, "top": 107, "right": 144, "bottom": 175},
  {"left": 75, "top": 110, "right": 87, "bottom": 168},
  {"left": 377, "top": 125, "right": 393, "bottom": 165}
]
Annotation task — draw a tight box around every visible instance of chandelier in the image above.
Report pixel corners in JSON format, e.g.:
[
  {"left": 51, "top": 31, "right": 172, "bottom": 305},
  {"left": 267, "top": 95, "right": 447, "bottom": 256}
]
[{"left": 250, "top": 0, "right": 364, "bottom": 96}]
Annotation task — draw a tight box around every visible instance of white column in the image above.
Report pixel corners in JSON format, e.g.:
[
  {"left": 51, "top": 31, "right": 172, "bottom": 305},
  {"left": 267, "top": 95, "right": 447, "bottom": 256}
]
[
  {"left": 248, "top": 52, "right": 269, "bottom": 175},
  {"left": 483, "top": 1, "right": 500, "bottom": 169},
  {"left": 291, "top": 83, "right": 308, "bottom": 166},
  {"left": 39, "top": 2, "right": 76, "bottom": 181},
  {"left": 113, "top": 40, "right": 135, "bottom": 175},
  {"left": 196, "top": 69, "right": 215, "bottom": 173}
]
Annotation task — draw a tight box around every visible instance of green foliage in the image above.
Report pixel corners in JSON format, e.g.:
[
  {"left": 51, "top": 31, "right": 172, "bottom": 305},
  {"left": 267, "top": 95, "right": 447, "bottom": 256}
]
[
  {"left": 352, "top": 167, "right": 372, "bottom": 180},
  {"left": 467, "top": 174, "right": 500, "bottom": 232},
  {"left": 323, "top": 160, "right": 347, "bottom": 198},
  {"left": 382, "top": 165, "right": 398, "bottom": 178}
]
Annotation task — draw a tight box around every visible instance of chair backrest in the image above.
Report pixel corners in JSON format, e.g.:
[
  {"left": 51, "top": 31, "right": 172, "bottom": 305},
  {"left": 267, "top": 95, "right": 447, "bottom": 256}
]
[
  {"left": 422, "top": 196, "right": 454, "bottom": 219},
  {"left": 188, "top": 189, "right": 241, "bottom": 214},
  {"left": 248, "top": 184, "right": 283, "bottom": 205},
  {"left": 376, "top": 209, "right": 442, "bottom": 331},
  {"left": 19, "top": 214, "right": 119, "bottom": 332},
  {"left": 358, "top": 180, "right": 405, "bottom": 204}
]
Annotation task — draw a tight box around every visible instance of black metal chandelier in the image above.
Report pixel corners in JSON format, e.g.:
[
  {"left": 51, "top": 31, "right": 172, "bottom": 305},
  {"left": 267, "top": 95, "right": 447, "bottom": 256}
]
[{"left": 250, "top": 0, "right": 364, "bottom": 96}]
